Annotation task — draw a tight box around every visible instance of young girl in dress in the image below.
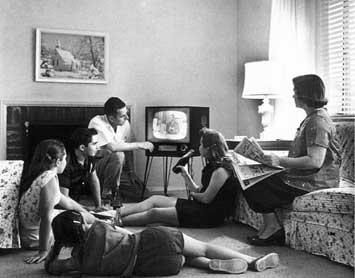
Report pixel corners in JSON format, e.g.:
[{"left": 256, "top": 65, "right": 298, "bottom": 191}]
[
  {"left": 118, "top": 128, "right": 239, "bottom": 228},
  {"left": 18, "top": 139, "right": 95, "bottom": 264}
]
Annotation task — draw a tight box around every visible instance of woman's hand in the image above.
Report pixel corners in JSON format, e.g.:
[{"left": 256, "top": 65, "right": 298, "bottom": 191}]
[
  {"left": 176, "top": 166, "right": 190, "bottom": 178},
  {"left": 263, "top": 154, "right": 281, "bottom": 167},
  {"left": 24, "top": 250, "right": 48, "bottom": 264}
]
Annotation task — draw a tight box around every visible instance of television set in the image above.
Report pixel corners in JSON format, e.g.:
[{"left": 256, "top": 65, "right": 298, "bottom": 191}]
[{"left": 145, "top": 106, "right": 209, "bottom": 157}]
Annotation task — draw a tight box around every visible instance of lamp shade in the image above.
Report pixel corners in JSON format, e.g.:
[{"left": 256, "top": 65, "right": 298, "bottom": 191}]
[{"left": 242, "top": 61, "right": 283, "bottom": 99}]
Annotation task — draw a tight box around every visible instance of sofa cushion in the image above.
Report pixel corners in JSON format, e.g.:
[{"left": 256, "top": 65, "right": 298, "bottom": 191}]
[
  {"left": 290, "top": 211, "right": 353, "bottom": 232},
  {"left": 292, "top": 187, "right": 355, "bottom": 214},
  {"left": 0, "top": 160, "right": 23, "bottom": 248}
]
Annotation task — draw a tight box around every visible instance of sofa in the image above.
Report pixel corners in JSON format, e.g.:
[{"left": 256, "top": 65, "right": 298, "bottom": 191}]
[
  {"left": 235, "top": 120, "right": 354, "bottom": 267},
  {"left": 0, "top": 160, "right": 23, "bottom": 248}
]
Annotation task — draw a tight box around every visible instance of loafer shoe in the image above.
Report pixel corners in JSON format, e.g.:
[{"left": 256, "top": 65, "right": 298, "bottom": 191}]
[
  {"left": 249, "top": 253, "right": 280, "bottom": 272},
  {"left": 209, "top": 258, "right": 248, "bottom": 274},
  {"left": 248, "top": 229, "right": 285, "bottom": 246}
]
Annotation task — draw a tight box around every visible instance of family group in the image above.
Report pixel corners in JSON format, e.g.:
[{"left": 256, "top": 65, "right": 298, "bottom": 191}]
[{"left": 18, "top": 74, "right": 340, "bottom": 277}]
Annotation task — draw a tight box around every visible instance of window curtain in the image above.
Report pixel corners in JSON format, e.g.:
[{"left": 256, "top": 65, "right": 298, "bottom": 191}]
[{"left": 268, "top": 0, "right": 318, "bottom": 139}]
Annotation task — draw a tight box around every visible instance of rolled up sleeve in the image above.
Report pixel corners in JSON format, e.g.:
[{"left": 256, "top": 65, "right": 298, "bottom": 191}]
[{"left": 89, "top": 117, "right": 114, "bottom": 147}]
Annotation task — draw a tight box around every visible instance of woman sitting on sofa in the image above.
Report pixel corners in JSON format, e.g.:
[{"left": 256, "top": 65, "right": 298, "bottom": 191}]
[
  {"left": 18, "top": 139, "right": 95, "bottom": 264},
  {"left": 117, "top": 128, "right": 239, "bottom": 228},
  {"left": 243, "top": 74, "right": 340, "bottom": 246}
]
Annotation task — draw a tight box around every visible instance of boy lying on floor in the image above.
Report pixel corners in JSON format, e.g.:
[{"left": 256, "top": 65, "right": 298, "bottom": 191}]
[{"left": 45, "top": 210, "right": 279, "bottom": 276}]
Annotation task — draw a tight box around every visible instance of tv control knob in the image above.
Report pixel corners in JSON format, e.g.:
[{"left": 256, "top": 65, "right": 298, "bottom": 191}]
[{"left": 180, "top": 144, "right": 188, "bottom": 152}]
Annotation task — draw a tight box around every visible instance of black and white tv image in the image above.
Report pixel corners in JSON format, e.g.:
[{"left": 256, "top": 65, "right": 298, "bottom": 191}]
[{"left": 146, "top": 106, "right": 209, "bottom": 157}]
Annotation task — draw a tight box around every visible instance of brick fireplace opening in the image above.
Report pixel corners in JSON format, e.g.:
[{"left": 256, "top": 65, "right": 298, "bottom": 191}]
[
  {"left": 4, "top": 103, "right": 142, "bottom": 201},
  {"left": 6, "top": 105, "right": 103, "bottom": 162}
]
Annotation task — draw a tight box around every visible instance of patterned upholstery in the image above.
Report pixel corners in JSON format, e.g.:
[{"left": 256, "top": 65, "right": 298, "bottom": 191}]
[
  {"left": 335, "top": 122, "right": 354, "bottom": 183},
  {"left": 292, "top": 187, "right": 354, "bottom": 214},
  {"left": 288, "top": 211, "right": 354, "bottom": 266},
  {"left": 236, "top": 121, "right": 355, "bottom": 267},
  {"left": 0, "top": 160, "right": 23, "bottom": 248}
]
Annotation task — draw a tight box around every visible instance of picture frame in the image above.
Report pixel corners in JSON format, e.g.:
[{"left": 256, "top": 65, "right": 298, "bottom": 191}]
[{"left": 35, "top": 28, "right": 109, "bottom": 84}]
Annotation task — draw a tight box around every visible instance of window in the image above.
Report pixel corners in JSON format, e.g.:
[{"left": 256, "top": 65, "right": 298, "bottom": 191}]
[{"left": 319, "top": 0, "right": 355, "bottom": 116}]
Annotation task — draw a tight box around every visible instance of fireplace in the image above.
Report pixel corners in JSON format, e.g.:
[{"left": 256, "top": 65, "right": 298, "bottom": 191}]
[
  {"left": 6, "top": 105, "right": 103, "bottom": 163},
  {"left": 4, "top": 103, "right": 144, "bottom": 201}
]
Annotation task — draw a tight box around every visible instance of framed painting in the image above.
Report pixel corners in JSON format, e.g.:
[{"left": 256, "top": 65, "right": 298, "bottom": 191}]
[{"left": 35, "top": 28, "right": 109, "bottom": 84}]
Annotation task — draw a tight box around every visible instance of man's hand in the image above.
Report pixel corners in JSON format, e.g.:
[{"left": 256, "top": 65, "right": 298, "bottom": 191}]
[
  {"left": 24, "top": 250, "right": 48, "bottom": 264},
  {"left": 139, "top": 142, "right": 154, "bottom": 152},
  {"left": 263, "top": 154, "right": 281, "bottom": 167}
]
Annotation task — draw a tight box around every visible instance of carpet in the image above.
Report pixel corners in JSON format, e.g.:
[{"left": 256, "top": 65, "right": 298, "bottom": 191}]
[
  {"left": 0, "top": 221, "right": 353, "bottom": 278},
  {"left": 2, "top": 189, "right": 353, "bottom": 278}
]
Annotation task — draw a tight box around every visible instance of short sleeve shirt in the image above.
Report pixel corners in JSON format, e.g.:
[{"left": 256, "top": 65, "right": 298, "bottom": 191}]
[
  {"left": 280, "top": 108, "right": 341, "bottom": 191},
  {"left": 88, "top": 115, "right": 131, "bottom": 147},
  {"left": 58, "top": 153, "right": 94, "bottom": 200}
]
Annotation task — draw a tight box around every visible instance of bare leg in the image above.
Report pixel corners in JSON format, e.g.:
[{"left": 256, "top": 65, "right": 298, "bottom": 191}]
[
  {"left": 256, "top": 223, "right": 265, "bottom": 237},
  {"left": 122, "top": 207, "right": 179, "bottom": 226},
  {"left": 121, "top": 195, "right": 177, "bottom": 217},
  {"left": 258, "top": 213, "right": 282, "bottom": 239},
  {"left": 182, "top": 234, "right": 279, "bottom": 272},
  {"left": 182, "top": 233, "right": 255, "bottom": 263}
]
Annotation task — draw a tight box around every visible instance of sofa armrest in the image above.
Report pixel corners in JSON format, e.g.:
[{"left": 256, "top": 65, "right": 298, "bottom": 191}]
[{"left": 0, "top": 160, "right": 24, "bottom": 248}]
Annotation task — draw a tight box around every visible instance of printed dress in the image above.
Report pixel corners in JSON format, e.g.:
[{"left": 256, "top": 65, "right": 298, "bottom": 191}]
[{"left": 18, "top": 170, "right": 61, "bottom": 248}]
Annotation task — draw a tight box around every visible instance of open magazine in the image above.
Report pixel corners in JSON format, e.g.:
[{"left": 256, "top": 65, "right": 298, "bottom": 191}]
[{"left": 232, "top": 137, "right": 284, "bottom": 190}]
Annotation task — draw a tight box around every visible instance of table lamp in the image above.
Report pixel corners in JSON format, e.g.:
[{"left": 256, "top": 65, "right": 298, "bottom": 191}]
[{"left": 242, "top": 60, "right": 283, "bottom": 139}]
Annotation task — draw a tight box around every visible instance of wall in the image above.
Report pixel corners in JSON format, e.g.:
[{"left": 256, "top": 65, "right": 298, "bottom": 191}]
[
  {"left": 0, "top": 0, "right": 238, "bottom": 190},
  {"left": 236, "top": 0, "right": 272, "bottom": 137}
]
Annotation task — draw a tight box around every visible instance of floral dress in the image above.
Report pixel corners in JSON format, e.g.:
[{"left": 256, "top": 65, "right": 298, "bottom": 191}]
[{"left": 18, "top": 170, "right": 61, "bottom": 248}]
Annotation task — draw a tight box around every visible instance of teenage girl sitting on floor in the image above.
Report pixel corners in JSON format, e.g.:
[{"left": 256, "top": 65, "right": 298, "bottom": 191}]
[
  {"left": 18, "top": 139, "right": 96, "bottom": 264},
  {"left": 45, "top": 210, "right": 280, "bottom": 276},
  {"left": 116, "top": 128, "right": 239, "bottom": 228}
]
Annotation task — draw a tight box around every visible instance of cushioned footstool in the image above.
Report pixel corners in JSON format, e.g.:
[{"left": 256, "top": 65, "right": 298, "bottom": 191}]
[{"left": 288, "top": 187, "right": 354, "bottom": 267}]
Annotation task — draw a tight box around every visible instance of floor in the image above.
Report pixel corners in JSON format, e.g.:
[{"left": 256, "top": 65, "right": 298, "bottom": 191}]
[{"left": 1, "top": 189, "right": 353, "bottom": 278}]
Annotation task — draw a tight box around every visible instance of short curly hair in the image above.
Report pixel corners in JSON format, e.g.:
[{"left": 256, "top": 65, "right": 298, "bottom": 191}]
[
  {"left": 104, "top": 97, "right": 126, "bottom": 116},
  {"left": 292, "top": 74, "right": 328, "bottom": 108}
]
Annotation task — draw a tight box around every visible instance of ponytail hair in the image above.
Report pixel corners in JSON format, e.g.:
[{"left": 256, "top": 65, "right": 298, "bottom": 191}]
[{"left": 20, "top": 139, "right": 66, "bottom": 196}]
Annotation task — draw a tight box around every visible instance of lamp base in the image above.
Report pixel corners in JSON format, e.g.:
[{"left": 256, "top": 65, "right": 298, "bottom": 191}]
[{"left": 258, "top": 97, "right": 274, "bottom": 140}]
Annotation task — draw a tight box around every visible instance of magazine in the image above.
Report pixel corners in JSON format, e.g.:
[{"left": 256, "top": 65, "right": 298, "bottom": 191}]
[{"left": 232, "top": 137, "right": 284, "bottom": 190}]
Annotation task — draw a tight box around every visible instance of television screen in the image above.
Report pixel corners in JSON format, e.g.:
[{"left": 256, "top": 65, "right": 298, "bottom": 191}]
[{"left": 147, "top": 108, "right": 190, "bottom": 143}]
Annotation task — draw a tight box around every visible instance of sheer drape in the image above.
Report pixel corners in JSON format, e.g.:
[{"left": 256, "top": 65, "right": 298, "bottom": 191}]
[{"left": 268, "top": 0, "right": 318, "bottom": 139}]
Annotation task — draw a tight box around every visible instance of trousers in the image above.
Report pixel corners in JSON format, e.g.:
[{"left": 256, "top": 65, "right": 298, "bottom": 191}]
[{"left": 95, "top": 149, "right": 125, "bottom": 192}]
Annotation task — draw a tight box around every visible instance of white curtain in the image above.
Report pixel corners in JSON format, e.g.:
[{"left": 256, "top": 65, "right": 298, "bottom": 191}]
[{"left": 268, "top": 0, "right": 318, "bottom": 139}]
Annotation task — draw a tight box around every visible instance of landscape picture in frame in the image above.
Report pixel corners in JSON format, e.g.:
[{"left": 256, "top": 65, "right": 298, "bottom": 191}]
[{"left": 35, "top": 28, "right": 109, "bottom": 84}]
